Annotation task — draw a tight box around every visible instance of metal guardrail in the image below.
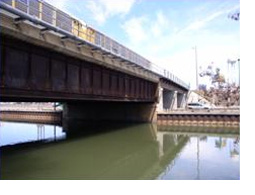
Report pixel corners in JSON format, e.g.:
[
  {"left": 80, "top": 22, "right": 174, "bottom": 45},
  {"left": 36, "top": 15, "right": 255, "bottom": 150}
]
[{"left": 0, "top": 0, "right": 190, "bottom": 89}]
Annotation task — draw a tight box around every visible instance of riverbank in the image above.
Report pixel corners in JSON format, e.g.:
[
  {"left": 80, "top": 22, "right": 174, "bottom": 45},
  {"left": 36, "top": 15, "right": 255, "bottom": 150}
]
[
  {"left": 0, "top": 110, "right": 240, "bottom": 128},
  {"left": 0, "top": 110, "right": 62, "bottom": 125},
  {"left": 157, "top": 112, "right": 239, "bottom": 127}
]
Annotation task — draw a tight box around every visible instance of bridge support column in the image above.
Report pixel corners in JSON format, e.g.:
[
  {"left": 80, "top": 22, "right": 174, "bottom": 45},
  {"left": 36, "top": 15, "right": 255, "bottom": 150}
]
[
  {"left": 157, "top": 89, "right": 178, "bottom": 112},
  {"left": 63, "top": 101, "right": 157, "bottom": 123},
  {"left": 181, "top": 93, "right": 187, "bottom": 108},
  {"left": 177, "top": 93, "right": 187, "bottom": 108},
  {"left": 171, "top": 91, "right": 178, "bottom": 110},
  {"left": 157, "top": 87, "right": 164, "bottom": 112},
  {"left": 163, "top": 90, "right": 175, "bottom": 112}
]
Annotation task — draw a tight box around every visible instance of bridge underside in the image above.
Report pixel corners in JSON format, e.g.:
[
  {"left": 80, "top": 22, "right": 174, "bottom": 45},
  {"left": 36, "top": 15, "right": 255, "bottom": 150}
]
[
  {"left": 63, "top": 101, "right": 157, "bottom": 123},
  {"left": 0, "top": 35, "right": 159, "bottom": 122},
  {"left": 0, "top": 35, "right": 158, "bottom": 103}
]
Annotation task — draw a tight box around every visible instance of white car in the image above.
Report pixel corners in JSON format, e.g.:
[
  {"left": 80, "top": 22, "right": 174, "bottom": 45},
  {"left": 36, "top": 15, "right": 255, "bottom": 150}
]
[{"left": 187, "top": 102, "right": 211, "bottom": 111}]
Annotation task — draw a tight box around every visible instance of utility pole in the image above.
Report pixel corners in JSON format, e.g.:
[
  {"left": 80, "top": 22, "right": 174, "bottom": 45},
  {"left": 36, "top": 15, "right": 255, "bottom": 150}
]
[
  {"left": 237, "top": 59, "right": 240, "bottom": 86},
  {"left": 194, "top": 46, "right": 198, "bottom": 89},
  {"left": 227, "top": 59, "right": 230, "bottom": 84}
]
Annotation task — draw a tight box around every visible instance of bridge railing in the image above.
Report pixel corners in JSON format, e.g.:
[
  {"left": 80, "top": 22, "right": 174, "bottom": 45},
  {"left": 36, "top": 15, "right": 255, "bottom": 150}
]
[{"left": 1, "top": 0, "right": 189, "bottom": 89}]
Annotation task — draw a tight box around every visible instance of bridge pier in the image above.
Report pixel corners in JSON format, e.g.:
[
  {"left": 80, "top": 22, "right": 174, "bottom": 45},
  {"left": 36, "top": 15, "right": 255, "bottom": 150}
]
[
  {"left": 63, "top": 101, "right": 157, "bottom": 123},
  {"left": 157, "top": 87, "right": 164, "bottom": 112},
  {"left": 177, "top": 93, "right": 187, "bottom": 109},
  {"left": 163, "top": 90, "right": 177, "bottom": 111},
  {"left": 171, "top": 91, "right": 178, "bottom": 110},
  {"left": 157, "top": 88, "right": 178, "bottom": 112},
  {"left": 157, "top": 88, "right": 188, "bottom": 112}
]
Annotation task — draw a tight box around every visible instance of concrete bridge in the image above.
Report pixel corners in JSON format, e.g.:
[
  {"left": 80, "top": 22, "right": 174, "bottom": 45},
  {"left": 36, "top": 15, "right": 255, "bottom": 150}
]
[{"left": 0, "top": 0, "right": 189, "bottom": 122}]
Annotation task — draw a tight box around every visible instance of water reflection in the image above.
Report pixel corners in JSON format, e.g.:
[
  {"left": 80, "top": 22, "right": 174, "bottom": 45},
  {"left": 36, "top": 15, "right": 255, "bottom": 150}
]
[
  {"left": 156, "top": 131, "right": 239, "bottom": 180},
  {"left": 0, "top": 121, "right": 239, "bottom": 180},
  {"left": 0, "top": 121, "right": 65, "bottom": 147}
]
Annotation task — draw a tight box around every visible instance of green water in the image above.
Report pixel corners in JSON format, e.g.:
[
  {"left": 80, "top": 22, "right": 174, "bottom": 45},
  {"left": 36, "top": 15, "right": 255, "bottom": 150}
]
[{"left": 0, "top": 121, "right": 239, "bottom": 180}]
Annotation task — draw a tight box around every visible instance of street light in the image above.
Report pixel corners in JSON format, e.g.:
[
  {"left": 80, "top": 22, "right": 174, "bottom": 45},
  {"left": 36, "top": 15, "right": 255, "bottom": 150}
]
[
  {"left": 237, "top": 59, "right": 240, "bottom": 86},
  {"left": 193, "top": 46, "right": 198, "bottom": 89}
]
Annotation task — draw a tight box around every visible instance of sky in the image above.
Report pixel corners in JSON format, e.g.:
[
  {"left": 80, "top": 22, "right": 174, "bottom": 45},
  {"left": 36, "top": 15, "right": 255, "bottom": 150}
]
[{"left": 44, "top": 0, "right": 240, "bottom": 89}]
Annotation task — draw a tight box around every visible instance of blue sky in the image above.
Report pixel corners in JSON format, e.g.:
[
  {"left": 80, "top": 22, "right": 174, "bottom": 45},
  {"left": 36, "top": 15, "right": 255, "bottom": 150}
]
[{"left": 44, "top": 0, "right": 240, "bottom": 89}]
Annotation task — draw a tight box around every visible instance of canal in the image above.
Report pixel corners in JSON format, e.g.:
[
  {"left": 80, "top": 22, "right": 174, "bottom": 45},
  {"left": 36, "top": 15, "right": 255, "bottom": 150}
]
[{"left": 0, "top": 121, "right": 239, "bottom": 180}]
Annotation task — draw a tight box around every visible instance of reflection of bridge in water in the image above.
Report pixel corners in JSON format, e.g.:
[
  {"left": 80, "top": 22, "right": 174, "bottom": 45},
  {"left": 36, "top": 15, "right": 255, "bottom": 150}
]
[
  {"left": 1, "top": 122, "right": 189, "bottom": 179},
  {"left": 36, "top": 124, "right": 61, "bottom": 142},
  {"left": 0, "top": 122, "right": 239, "bottom": 179}
]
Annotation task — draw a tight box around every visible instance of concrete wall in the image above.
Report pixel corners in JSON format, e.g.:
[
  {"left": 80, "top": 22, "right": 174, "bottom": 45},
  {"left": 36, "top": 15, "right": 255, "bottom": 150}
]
[{"left": 63, "top": 101, "right": 157, "bottom": 123}]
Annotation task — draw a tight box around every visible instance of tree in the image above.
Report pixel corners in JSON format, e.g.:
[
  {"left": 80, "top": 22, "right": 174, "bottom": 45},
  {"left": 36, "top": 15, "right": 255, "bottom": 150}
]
[
  {"left": 199, "top": 65, "right": 226, "bottom": 89},
  {"left": 229, "top": 10, "right": 240, "bottom": 21}
]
